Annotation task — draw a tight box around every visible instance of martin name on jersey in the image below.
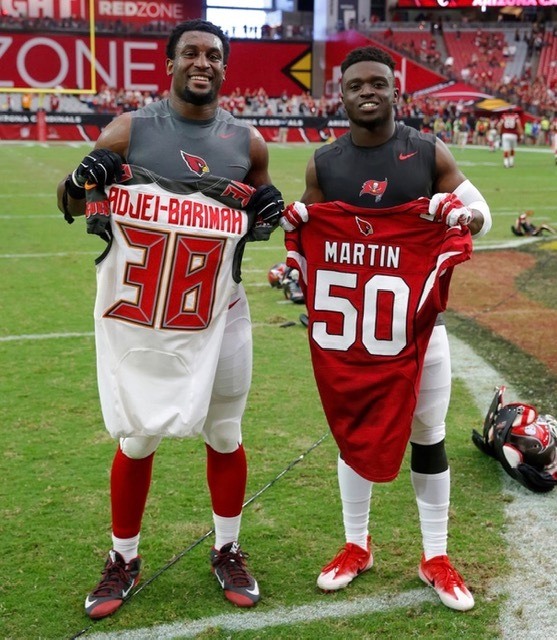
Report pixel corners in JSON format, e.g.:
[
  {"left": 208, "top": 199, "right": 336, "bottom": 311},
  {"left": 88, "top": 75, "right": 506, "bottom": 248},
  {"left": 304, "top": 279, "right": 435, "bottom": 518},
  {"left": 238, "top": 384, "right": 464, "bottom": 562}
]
[
  {"left": 285, "top": 198, "right": 472, "bottom": 483},
  {"left": 88, "top": 165, "right": 256, "bottom": 440}
]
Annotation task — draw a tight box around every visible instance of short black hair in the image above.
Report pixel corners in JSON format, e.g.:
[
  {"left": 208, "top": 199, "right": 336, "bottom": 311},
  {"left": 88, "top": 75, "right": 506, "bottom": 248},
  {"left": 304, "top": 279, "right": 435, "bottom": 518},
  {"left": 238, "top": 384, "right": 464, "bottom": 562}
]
[
  {"left": 166, "top": 19, "right": 230, "bottom": 64},
  {"left": 341, "top": 46, "right": 396, "bottom": 76}
]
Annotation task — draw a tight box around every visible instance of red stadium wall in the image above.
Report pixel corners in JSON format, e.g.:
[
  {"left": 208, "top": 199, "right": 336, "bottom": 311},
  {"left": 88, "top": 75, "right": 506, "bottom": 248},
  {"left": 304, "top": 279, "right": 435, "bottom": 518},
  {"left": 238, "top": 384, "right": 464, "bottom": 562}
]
[{"left": 0, "top": 33, "right": 312, "bottom": 95}]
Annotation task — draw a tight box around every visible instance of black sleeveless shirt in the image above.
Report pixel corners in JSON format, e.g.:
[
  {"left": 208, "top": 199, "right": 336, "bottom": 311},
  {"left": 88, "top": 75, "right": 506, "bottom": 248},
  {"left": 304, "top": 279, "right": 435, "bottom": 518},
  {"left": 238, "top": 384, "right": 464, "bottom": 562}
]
[{"left": 314, "top": 122, "right": 436, "bottom": 208}]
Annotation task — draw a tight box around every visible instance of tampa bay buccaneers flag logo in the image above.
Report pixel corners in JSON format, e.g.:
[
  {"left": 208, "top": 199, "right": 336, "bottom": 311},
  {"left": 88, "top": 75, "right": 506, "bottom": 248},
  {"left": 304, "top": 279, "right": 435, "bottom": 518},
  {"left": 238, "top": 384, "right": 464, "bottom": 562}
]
[
  {"left": 360, "top": 177, "right": 388, "bottom": 202},
  {"left": 181, "top": 151, "right": 209, "bottom": 176}
]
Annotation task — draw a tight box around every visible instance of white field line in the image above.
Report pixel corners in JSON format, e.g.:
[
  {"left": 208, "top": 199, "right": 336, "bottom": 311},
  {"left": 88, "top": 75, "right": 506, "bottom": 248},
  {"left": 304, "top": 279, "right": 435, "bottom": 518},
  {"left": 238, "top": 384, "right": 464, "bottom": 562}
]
[
  {"left": 0, "top": 322, "right": 293, "bottom": 343},
  {"left": 0, "top": 247, "right": 279, "bottom": 259},
  {"left": 0, "top": 237, "right": 547, "bottom": 261},
  {"left": 85, "top": 590, "right": 437, "bottom": 640}
]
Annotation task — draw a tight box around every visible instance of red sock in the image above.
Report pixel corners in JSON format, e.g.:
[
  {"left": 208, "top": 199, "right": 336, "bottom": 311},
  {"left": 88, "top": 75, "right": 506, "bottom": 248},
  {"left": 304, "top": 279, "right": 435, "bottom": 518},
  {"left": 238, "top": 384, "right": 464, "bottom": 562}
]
[
  {"left": 110, "top": 447, "right": 154, "bottom": 539},
  {"left": 206, "top": 443, "right": 247, "bottom": 517}
]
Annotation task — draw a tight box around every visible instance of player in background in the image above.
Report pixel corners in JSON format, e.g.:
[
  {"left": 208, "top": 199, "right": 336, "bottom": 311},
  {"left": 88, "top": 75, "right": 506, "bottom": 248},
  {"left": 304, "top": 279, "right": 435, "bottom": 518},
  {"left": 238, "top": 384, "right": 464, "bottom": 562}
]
[
  {"left": 511, "top": 210, "right": 557, "bottom": 236},
  {"left": 497, "top": 111, "right": 523, "bottom": 168},
  {"left": 56, "top": 19, "right": 284, "bottom": 619},
  {"left": 486, "top": 116, "right": 499, "bottom": 152},
  {"left": 280, "top": 46, "right": 491, "bottom": 612}
]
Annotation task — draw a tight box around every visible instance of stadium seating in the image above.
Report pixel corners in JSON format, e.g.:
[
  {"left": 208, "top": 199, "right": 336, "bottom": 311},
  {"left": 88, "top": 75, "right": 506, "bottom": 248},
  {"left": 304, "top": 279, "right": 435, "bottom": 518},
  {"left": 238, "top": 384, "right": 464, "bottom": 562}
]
[
  {"left": 537, "top": 31, "right": 557, "bottom": 87},
  {"left": 443, "top": 30, "right": 507, "bottom": 86}
]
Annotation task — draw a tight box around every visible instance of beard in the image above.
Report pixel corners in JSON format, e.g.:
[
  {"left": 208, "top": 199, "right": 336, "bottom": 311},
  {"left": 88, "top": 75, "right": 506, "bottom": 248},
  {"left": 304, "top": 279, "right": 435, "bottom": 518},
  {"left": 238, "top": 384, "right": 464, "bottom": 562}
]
[
  {"left": 180, "top": 86, "right": 216, "bottom": 106},
  {"left": 349, "top": 108, "right": 390, "bottom": 131}
]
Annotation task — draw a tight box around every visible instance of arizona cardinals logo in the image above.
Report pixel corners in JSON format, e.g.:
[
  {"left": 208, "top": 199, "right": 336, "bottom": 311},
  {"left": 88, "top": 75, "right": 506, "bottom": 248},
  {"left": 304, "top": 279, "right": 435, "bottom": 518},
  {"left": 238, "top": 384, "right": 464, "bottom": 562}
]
[
  {"left": 181, "top": 151, "right": 209, "bottom": 176},
  {"left": 221, "top": 181, "right": 255, "bottom": 208},
  {"left": 360, "top": 178, "right": 388, "bottom": 202},
  {"left": 355, "top": 216, "right": 373, "bottom": 236}
]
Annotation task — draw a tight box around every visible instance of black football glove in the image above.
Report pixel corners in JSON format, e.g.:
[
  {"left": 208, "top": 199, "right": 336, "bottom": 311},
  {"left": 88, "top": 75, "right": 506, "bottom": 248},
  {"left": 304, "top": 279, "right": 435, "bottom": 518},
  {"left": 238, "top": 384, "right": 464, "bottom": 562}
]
[
  {"left": 247, "top": 185, "right": 284, "bottom": 241},
  {"left": 72, "top": 148, "right": 123, "bottom": 189},
  {"left": 85, "top": 183, "right": 112, "bottom": 242}
]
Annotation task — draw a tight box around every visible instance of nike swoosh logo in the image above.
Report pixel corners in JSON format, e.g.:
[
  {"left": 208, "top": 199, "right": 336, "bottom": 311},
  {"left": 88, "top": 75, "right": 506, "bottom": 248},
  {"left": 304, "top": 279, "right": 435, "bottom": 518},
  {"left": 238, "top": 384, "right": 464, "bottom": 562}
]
[
  {"left": 219, "top": 133, "right": 236, "bottom": 139},
  {"left": 215, "top": 573, "right": 226, "bottom": 588},
  {"left": 121, "top": 584, "right": 134, "bottom": 598},
  {"left": 85, "top": 584, "right": 134, "bottom": 610},
  {"left": 399, "top": 151, "right": 418, "bottom": 160},
  {"left": 246, "top": 582, "right": 259, "bottom": 596}
]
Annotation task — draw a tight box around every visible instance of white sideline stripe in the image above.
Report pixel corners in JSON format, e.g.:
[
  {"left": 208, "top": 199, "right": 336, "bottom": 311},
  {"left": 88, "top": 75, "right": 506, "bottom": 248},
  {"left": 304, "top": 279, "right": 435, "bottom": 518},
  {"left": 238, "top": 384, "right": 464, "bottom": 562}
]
[
  {"left": 0, "top": 331, "right": 94, "bottom": 343},
  {"left": 86, "top": 589, "right": 437, "bottom": 640},
  {"left": 0, "top": 251, "right": 99, "bottom": 259},
  {"left": 449, "top": 335, "right": 556, "bottom": 640},
  {"left": 0, "top": 322, "right": 289, "bottom": 342},
  {"left": 0, "top": 248, "right": 278, "bottom": 259}
]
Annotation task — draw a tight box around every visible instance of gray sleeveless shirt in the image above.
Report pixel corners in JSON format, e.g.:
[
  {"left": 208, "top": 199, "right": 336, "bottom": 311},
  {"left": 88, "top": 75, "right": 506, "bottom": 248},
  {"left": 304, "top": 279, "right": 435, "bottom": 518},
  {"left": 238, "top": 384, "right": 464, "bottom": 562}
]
[{"left": 127, "top": 100, "right": 252, "bottom": 182}]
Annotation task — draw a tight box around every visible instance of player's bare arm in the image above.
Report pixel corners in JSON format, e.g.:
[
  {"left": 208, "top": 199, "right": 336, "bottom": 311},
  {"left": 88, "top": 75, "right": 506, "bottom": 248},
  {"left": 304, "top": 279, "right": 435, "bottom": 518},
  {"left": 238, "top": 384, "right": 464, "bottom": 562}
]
[
  {"left": 242, "top": 125, "right": 285, "bottom": 238},
  {"left": 245, "top": 126, "right": 272, "bottom": 187},
  {"left": 56, "top": 113, "right": 131, "bottom": 219},
  {"left": 301, "top": 154, "right": 325, "bottom": 205},
  {"left": 433, "top": 138, "right": 489, "bottom": 237},
  {"left": 279, "top": 154, "right": 322, "bottom": 231}
]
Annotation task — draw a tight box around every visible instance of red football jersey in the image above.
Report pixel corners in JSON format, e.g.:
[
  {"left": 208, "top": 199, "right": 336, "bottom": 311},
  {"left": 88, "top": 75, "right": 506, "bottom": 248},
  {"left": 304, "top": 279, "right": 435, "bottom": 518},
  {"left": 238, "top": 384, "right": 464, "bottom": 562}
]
[
  {"left": 285, "top": 199, "right": 472, "bottom": 482},
  {"left": 499, "top": 113, "right": 521, "bottom": 135}
]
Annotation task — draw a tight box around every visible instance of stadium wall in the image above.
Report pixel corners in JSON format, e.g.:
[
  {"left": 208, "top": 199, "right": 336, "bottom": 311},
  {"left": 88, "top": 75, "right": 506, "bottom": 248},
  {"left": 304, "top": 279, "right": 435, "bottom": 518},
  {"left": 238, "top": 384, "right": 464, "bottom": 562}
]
[{"left": 0, "top": 112, "right": 426, "bottom": 143}]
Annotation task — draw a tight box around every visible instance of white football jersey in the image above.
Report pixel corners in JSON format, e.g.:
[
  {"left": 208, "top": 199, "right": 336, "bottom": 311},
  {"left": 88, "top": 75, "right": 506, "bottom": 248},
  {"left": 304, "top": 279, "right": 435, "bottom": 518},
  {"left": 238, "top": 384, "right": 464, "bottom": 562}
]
[{"left": 90, "top": 165, "right": 255, "bottom": 438}]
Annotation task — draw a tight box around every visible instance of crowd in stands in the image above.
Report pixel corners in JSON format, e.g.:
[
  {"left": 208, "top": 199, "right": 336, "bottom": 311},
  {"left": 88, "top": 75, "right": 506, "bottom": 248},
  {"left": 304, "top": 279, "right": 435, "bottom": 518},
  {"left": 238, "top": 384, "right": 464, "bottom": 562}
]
[
  {"left": 4, "top": 85, "right": 555, "bottom": 152},
  {"left": 0, "top": 14, "right": 310, "bottom": 39},
  {"left": 370, "top": 22, "right": 556, "bottom": 116}
]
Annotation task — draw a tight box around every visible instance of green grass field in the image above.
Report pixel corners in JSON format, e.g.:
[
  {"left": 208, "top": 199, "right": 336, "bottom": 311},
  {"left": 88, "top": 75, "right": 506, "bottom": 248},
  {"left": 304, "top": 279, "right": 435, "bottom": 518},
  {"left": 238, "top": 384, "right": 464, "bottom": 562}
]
[{"left": 0, "top": 141, "right": 556, "bottom": 640}]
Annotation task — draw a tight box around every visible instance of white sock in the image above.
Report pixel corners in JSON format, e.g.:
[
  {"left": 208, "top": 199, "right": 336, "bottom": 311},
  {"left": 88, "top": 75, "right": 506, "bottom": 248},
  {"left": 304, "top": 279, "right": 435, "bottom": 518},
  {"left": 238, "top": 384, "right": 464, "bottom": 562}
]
[
  {"left": 112, "top": 533, "right": 140, "bottom": 563},
  {"left": 213, "top": 512, "right": 242, "bottom": 551},
  {"left": 411, "top": 469, "right": 450, "bottom": 561},
  {"left": 338, "top": 456, "right": 372, "bottom": 549}
]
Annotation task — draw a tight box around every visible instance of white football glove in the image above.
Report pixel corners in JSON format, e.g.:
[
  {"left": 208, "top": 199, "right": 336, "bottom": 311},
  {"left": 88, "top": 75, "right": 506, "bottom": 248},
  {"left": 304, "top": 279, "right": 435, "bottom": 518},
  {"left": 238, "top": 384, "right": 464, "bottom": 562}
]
[
  {"left": 279, "top": 201, "right": 309, "bottom": 232},
  {"left": 429, "top": 193, "right": 473, "bottom": 227}
]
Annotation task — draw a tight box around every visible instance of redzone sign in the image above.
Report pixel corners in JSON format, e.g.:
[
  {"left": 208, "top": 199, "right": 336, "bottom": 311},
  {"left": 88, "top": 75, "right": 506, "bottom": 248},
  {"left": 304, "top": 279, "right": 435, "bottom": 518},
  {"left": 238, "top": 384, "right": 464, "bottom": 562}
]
[
  {"left": 0, "top": 0, "right": 195, "bottom": 23},
  {"left": 97, "top": 1, "right": 184, "bottom": 21}
]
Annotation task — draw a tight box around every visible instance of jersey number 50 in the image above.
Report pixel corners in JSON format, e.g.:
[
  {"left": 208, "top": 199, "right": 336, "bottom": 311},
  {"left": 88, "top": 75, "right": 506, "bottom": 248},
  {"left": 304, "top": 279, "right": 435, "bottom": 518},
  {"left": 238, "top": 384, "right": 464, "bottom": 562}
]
[{"left": 312, "top": 270, "right": 409, "bottom": 356}]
